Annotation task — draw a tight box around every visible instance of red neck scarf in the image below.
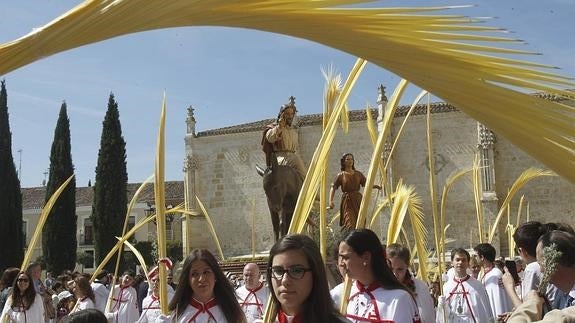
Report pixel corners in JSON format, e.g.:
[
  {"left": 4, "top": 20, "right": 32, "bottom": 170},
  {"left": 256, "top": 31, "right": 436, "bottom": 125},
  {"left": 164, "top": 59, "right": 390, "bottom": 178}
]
[{"left": 277, "top": 309, "right": 303, "bottom": 323}]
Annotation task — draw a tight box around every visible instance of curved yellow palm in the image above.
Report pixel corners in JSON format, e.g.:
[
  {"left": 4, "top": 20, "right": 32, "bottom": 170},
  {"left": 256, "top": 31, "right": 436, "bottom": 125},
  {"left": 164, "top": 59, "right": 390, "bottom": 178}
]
[{"left": 0, "top": 1, "right": 573, "bottom": 183}]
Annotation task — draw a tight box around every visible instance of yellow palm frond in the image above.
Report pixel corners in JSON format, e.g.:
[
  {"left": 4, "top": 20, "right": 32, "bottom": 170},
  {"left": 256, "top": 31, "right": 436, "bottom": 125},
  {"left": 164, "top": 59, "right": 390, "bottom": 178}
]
[
  {"left": 488, "top": 168, "right": 555, "bottom": 242},
  {"left": 357, "top": 79, "right": 409, "bottom": 228},
  {"left": 439, "top": 168, "right": 472, "bottom": 273},
  {"left": 516, "top": 195, "right": 526, "bottom": 228},
  {"left": 384, "top": 90, "right": 428, "bottom": 170},
  {"left": 472, "top": 154, "right": 484, "bottom": 243},
  {"left": 386, "top": 181, "right": 428, "bottom": 280},
  {"left": 289, "top": 58, "right": 367, "bottom": 234},
  {"left": 0, "top": 1, "right": 573, "bottom": 182},
  {"left": 90, "top": 203, "right": 183, "bottom": 283},
  {"left": 319, "top": 64, "right": 343, "bottom": 261},
  {"left": 21, "top": 175, "right": 75, "bottom": 270}
]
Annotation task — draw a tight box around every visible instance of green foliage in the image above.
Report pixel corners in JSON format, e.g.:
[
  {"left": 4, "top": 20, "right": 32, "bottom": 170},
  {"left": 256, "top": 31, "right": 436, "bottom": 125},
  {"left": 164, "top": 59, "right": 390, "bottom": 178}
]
[
  {"left": 167, "top": 241, "right": 184, "bottom": 263},
  {"left": 133, "top": 241, "right": 154, "bottom": 265},
  {"left": 0, "top": 80, "right": 24, "bottom": 271},
  {"left": 42, "top": 102, "right": 77, "bottom": 275},
  {"left": 92, "top": 93, "right": 128, "bottom": 271},
  {"left": 76, "top": 251, "right": 94, "bottom": 269}
]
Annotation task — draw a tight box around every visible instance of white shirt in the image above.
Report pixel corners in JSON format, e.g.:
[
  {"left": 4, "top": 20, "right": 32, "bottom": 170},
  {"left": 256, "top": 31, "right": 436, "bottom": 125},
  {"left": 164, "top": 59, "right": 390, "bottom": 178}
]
[
  {"left": 105, "top": 284, "right": 139, "bottom": 323},
  {"left": 70, "top": 296, "right": 96, "bottom": 314},
  {"left": 138, "top": 291, "right": 173, "bottom": 323},
  {"left": 91, "top": 281, "right": 110, "bottom": 313},
  {"left": 344, "top": 281, "right": 420, "bottom": 323},
  {"left": 167, "top": 298, "right": 228, "bottom": 323},
  {"left": 480, "top": 267, "right": 512, "bottom": 317},
  {"left": 441, "top": 275, "right": 494, "bottom": 323},
  {"left": 236, "top": 283, "right": 268, "bottom": 322},
  {"left": 330, "top": 282, "right": 345, "bottom": 309},
  {"left": 1, "top": 294, "right": 45, "bottom": 323},
  {"left": 413, "top": 278, "right": 435, "bottom": 323}
]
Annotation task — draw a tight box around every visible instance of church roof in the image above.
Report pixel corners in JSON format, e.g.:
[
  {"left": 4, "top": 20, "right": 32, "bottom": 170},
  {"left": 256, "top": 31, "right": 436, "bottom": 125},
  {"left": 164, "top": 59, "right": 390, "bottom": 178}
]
[
  {"left": 22, "top": 181, "right": 184, "bottom": 210},
  {"left": 196, "top": 102, "right": 456, "bottom": 137},
  {"left": 196, "top": 91, "right": 574, "bottom": 138}
]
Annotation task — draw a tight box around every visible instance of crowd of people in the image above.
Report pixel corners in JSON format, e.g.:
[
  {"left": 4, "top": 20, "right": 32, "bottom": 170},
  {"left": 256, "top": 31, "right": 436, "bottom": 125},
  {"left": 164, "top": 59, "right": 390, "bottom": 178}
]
[{"left": 1, "top": 222, "right": 574, "bottom": 322}]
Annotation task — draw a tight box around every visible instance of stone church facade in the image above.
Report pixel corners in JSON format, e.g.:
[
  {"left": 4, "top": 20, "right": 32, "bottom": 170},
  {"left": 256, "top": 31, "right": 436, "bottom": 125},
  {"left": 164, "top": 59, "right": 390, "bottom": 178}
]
[{"left": 182, "top": 87, "right": 575, "bottom": 259}]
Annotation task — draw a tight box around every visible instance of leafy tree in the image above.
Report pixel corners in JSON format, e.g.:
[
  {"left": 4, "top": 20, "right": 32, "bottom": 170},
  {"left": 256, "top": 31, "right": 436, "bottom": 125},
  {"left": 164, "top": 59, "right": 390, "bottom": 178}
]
[
  {"left": 92, "top": 93, "right": 127, "bottom": 271},
  {"left": 42, "top": 102, "right": 77, "bottom": 275},
  {"left": 76, "top": 251, "right": 94, "bottom": 270},
  {"left": 0, "top": 80, "right": 24, "bottom": 271}
]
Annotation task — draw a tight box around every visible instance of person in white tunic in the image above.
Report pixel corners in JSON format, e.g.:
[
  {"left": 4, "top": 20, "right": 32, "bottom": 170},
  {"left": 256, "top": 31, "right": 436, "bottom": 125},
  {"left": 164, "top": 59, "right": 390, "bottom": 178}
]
[
  {"left": 263, "top": 96, "right": 306, "bottom": 179},
  {"left": 474, "top": 243, "right": 512, "bottom": 318},
  {"left": 157, "top": 248, "right": 247, "bottom": 323},
  {"left": 236, "top": 263, "right": 268, "bottom": 322},
  {"left": 69, "top": 276, "right": 96, "bottom": 314},
  {"left": 507, "top": 229, "right": 575, "bottom": 322},
  {"left": 502, "top": 221, "right": 561, "bottom": 310},
  {"left": 387, "top": 243, "right": 436, "bottom": 323},
  {"left": 438, "top": 248, "right": 493, "bottom": 323},
  {"left": 91, "top": 270, "right": 110, "bottom": 314},
  {"left": 1, "top": 271, "right": 45, "bottom": 323},
  {"left": 266, "top": 234, "right": 349, "bottom": 322},
  {"left": 339, "top": 229, "right": 420, "bottom": 323},
  {"left": 105, "top": 271, "right": 139, "bottom": 323},
  {"left": 137, "top": 267, "right": 174, "bottom": 323}
]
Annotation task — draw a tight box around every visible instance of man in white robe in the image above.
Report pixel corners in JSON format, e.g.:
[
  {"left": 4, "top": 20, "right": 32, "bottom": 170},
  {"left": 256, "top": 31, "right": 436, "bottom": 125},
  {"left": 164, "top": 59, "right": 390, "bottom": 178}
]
[
  {"left": 236, "top": 263, "right": 268, "bottom": 322},
  {"left": 105, "top": 271, "right": 139, "bottom": 323},
  {"left": 439, "top": 248, "right": 494, "bottom": 323},
  {"left": 474, "top": 243, "right": 513, "bottom": 318}
]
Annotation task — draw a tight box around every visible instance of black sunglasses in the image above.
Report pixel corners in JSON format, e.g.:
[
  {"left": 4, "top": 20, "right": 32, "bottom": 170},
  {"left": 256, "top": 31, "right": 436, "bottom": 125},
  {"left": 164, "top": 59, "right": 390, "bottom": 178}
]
[
  {"left": 270, "top": 265, "right": 311, "bottom": 280},
  {"left": 17, "top": 278, "right": 29, "bottom": 283}
]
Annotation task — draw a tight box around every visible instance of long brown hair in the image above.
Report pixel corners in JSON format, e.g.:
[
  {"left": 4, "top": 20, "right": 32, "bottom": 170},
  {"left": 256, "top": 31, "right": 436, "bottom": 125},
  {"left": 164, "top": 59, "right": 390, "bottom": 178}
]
[
  {"left": 169, "top": 249, "right": 246, "bottom": 323},
  {"left": 266, "top": 234, "right": 346, "bottom": 322},
  {"left": 10, "top": 272, "right": 36, "bottom": 311},
  {"left": 343, "top": 229, "right": 410, "bottom": 292},
  {"left": 74, "top": 276, "right": 95, "bottom": 303}
]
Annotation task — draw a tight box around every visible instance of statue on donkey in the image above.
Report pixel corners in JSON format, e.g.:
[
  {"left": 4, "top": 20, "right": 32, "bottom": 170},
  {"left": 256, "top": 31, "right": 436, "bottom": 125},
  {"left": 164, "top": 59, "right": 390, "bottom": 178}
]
[{"left": 257, "top": 96, "right": 306, "bottom": 241}]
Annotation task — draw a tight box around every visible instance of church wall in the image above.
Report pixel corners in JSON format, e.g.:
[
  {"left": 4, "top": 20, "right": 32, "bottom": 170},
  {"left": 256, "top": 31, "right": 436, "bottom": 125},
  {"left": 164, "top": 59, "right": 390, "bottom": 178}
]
[
  {"left": 189, "top": 102, "right": 574, "bottom": 259},
  {"left": 390, "top": 110, "right": 481, "bottom": 250},
  {"left": 191, "top": 131, "right": 276, "bottom": 256},
  {"left": 494, "top": 136, "right": 575, "bottom": 228}
]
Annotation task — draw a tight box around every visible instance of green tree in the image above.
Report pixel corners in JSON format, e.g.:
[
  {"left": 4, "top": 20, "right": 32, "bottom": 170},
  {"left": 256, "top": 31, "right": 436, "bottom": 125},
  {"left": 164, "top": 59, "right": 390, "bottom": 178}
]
[
  {"left": 76, "top": 251, "right": 94, "bottom": 272},
  {"left": 92, "top": 93, "right": 127, "bottom": 271},
  {"left": 42, "top": 102, "right": 77, "bottom": 274},
  {"left": 0, "top": 80, "right": 24, "bottom": 271}
]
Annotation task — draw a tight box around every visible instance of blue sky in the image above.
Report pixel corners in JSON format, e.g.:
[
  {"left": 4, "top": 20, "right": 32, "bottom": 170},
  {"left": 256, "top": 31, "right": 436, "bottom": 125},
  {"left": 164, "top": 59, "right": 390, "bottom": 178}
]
[{"left": 1, "top": 0, "right": 573, "bottom": 188}]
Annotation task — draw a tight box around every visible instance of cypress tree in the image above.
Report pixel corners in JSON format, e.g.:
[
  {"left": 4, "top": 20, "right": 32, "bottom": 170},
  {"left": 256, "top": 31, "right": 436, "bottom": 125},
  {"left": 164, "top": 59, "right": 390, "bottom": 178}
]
[
  {"left": 42, "top": 102, "right": 77, "bottom": 274},
  {"left": 92, "top": 93, "right": 127, "bottom": 271},
  {"left": 0, "top": 80, "right": 24, "bottom": 272}
]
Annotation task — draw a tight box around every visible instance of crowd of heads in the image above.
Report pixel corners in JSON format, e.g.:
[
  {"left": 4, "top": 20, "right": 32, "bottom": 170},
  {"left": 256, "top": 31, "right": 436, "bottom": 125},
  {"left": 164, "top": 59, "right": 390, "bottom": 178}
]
[{"left": 2, "top": 220, "right": 573, "bottom": 321}]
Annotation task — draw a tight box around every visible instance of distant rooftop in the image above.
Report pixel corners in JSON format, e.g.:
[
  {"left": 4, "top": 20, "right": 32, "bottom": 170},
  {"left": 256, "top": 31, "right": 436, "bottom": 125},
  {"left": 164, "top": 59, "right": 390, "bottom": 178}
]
[{"left": 22, "top": 181, "right": 184, "bottom": 210}]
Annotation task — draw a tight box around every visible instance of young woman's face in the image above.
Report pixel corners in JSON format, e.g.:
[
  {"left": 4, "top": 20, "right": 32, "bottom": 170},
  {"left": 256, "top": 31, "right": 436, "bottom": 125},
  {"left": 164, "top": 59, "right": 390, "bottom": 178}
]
[
  {"left": 388, "top": 256, "right": 409, "bottom": 282},
  {"left": 16, "top": 274, "right": 30, "bottom": 293},
  {"left": 271, "top": 249, "right": 313, "bottom": 316},
  {"left": 189, "top": 260, "right": 216, "bottom": 302},
  {"left": 338, "top": 241, "right": 368, "bottom": 281}
]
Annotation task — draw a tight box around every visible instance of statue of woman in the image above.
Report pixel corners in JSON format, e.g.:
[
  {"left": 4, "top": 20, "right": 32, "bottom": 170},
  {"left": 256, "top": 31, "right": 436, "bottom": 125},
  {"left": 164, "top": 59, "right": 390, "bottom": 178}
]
[{"left": 329, "top": 153, "right": 374, "bottom": 231}]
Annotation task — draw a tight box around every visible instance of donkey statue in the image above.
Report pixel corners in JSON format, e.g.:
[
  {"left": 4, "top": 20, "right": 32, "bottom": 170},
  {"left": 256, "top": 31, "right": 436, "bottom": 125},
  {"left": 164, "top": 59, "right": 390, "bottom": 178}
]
[{"left": 256, "top": 154, "right": 303, "bottom": 242}]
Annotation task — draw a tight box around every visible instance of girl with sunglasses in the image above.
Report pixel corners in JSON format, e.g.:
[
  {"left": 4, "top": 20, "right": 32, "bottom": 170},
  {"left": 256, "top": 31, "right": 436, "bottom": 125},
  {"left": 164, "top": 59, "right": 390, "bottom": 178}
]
[
  {"left": 266, "top": 234, "right": 349, "bottom": 322},
  {"left": 0, "top": 271, "right": 45, "bottom": 322}
]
